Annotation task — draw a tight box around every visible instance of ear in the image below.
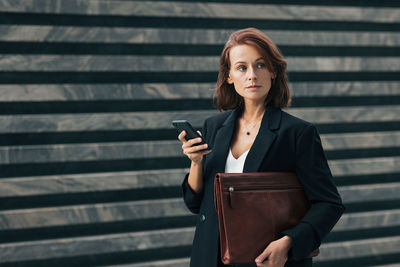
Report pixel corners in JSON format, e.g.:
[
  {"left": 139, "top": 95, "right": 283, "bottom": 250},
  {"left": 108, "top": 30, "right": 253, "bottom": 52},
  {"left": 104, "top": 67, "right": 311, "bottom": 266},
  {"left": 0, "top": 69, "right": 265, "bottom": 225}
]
[
  {"left": 227, "top": 75, "right": 233, "bottom": 84},
  {"left": 270, "top": 71, "right": 276, "bottom": 79}
]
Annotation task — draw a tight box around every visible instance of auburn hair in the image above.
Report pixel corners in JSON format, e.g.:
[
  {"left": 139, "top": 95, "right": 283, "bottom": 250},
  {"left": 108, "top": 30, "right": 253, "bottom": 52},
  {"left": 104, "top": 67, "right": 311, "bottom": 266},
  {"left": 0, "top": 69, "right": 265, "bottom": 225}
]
[{"left": 214, "top": 28, "right": 291, "bottom": 111}]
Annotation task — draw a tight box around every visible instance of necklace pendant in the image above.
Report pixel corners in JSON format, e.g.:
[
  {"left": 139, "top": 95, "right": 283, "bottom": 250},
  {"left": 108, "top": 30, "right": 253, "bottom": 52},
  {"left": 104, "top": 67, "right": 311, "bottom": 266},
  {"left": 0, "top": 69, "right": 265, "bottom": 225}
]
[{"left": 246, "top": 132, "right": 250, "bottom": 135}]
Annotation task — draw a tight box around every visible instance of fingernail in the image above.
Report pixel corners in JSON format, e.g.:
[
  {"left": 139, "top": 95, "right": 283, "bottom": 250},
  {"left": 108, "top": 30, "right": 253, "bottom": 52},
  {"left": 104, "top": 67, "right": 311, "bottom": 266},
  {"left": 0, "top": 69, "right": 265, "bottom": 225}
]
[{"left": 255, "top": 258, "right": 260, "bottom": 262}]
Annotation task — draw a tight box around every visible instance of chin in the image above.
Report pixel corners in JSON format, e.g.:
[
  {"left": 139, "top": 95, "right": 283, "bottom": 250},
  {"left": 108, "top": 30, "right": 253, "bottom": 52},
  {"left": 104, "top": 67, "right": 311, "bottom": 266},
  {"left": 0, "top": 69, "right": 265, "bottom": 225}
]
[{"left": 244, "top": 92, "right": 269, "bottom": 100}]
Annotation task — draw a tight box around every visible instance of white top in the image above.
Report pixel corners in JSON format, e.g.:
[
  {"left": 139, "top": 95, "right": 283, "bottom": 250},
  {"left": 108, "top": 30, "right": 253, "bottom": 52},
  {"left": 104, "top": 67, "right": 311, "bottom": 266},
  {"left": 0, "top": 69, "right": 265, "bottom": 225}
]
[{"left": 224, "top": 147, "right": 250, "bottom": 173}]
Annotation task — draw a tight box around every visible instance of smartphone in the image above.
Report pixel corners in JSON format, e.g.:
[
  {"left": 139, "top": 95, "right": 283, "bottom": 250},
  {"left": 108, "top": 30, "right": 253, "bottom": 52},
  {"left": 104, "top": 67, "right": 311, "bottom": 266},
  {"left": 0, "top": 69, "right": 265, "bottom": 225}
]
[{"left": 172, "top": 120, "right": 211, "bottom": 149}]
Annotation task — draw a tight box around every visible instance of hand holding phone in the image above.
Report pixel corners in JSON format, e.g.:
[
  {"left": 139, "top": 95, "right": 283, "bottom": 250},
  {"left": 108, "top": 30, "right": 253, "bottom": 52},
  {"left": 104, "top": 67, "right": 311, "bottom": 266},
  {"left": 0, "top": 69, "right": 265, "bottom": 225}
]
[{"left": 172, "top": 120, "right": 211, "bottom": 150}]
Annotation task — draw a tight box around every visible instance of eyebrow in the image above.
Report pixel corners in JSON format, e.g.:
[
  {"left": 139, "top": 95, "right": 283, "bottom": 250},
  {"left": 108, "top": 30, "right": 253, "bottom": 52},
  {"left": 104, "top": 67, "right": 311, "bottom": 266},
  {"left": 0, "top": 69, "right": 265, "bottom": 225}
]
[{"left": 234, "top": 57, "right": 264, "bottom": 65}]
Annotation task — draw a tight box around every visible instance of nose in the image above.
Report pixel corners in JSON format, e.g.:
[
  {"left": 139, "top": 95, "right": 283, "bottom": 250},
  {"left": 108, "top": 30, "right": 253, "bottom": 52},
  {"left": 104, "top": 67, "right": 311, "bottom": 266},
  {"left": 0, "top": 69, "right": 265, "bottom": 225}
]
[{"left": 247, "top": 66, "right": 257, "bottom": 81}]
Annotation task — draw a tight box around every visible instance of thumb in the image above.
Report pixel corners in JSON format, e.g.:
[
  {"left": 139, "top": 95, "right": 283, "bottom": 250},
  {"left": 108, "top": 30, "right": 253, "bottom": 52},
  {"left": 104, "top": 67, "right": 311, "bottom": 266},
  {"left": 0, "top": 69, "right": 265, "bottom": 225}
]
[
  {"left": 255, "top": 246, "right": 272, "bottom": 264},
  {"left": 197, "top": 130, "right": 202, "bottom": 136}
]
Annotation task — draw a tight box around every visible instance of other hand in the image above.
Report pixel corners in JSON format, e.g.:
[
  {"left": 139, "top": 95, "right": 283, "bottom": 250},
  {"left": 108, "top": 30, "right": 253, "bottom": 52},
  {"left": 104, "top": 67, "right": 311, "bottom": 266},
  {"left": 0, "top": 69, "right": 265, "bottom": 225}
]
[{"left": 255, "top": 236, "right": 292, "bottom": 267}]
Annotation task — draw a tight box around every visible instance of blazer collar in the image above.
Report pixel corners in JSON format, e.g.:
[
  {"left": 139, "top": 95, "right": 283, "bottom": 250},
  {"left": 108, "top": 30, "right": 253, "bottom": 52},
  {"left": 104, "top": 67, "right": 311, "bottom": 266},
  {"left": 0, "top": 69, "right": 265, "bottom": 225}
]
[
  {"left": 212, "top": 104, "right": 281, "bottom": 174},
  {"left": 244, "top": 105, "right": 280, "bottom": 172}
]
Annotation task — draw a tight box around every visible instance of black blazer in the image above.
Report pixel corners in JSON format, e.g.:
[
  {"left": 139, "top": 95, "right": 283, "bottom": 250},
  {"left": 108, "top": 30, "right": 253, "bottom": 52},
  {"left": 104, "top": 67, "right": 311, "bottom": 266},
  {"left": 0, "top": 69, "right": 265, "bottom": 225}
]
[{"left": 182, "top": 105, "right": 345, "bottom": 267}]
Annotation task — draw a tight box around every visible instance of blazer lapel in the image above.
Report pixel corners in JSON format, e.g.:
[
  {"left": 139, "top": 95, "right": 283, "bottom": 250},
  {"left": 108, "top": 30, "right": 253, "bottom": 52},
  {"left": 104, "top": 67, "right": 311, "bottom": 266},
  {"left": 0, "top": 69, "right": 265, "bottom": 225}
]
[
  {"left": 210, "top": 108, "right": 241, "bottom": 175},
  {"left": 208, "top": 105, "right": 282, "bottom": 175},
  {"left": 243, "top": 106, "right": 281, "bottom": 173}
]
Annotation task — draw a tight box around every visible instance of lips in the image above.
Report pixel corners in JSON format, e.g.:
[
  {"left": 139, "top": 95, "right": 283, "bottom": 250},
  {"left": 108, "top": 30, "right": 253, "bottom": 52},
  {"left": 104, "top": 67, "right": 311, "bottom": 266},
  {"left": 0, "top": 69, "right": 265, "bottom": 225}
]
[{"left": 246, "top": 85, "right": 261, "bottom": 89}]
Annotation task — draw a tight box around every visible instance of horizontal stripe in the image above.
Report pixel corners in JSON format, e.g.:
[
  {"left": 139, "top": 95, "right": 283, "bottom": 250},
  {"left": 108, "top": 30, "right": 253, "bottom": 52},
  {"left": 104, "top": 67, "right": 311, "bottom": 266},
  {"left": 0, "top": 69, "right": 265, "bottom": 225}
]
[
  {"left": 0, "top": 217, "right": 397, "bottom": 248},
  {"left": 292, "top": 95, "right": 400, "bottom": 107},
  {"left": 106, "top": 0, "right": 400, "bottom": 8},
  {"left": 1, "top": 13, "right": 400, "bottom": 31},
  {"left": 0, "top": 227, "right": 195, "bottom": 263},
  {"left": 322, "top": 131, "right": 400, "bottom": 150},
  {"left": 0, "top": 169, "right": 187, "bottom": 197},
  {"left": 2, "top": 42, "right": 400, "bottom": 57},
  {"left": 0, "top": 83, "right": 215, "bottom": 102},
  {"left": 0, "top": 110, "right": 215, "bottom": 133},
  {"left": 315, "top": 236, "right": 400, "bottom": 261},
  {"left": 1, "top": 106, "right": 400, "bottom": 133},
  {"left": 0, "top": 199, "right": 398, "bottom": 232},
  {"left": 339, "top": 182, "right": 400, "bottom": 203},
  {"left": 325, "top": 225, "right": 400, "bottom": 243},
  {"left": 0, "top": 141, "right": 183, "bottom": 164},
  {"left": 287, "top": 106, "right": 400, "bottom": 124},
  {"left": 0, "top": 130, "right": 183, "bottom": 146},
  {"left": 369, "top": 264, "right": 400, "bottom": 267},
  {"left": 1, "top": 1, "right": 399, "bottom": 23},
  {"left": 326, "top": 147, "right": 400, "bottom": 160},
  {"left": 1, "top": 121, "right": 400, "bottom": 146},
  {"left": 334, "top": 173, "right": 400, "bottom": 187},
  {"left": 0, "top": 157, "right": 191, "bottom": 178},
  {"left": 1, "top": 96, "right": 400, "bottom": 114},
  {"left": 0, "top": 157, "right": 397, "bottom": 199},
  {"left": 111, "top": 258, "right": 189, "bottom": 267},
  {"left": 0, "top": 205, "right": 396, "bottom": 245},
  {"left": 0, "top": 157, "right": 400, "bottom": 193},
  {"left": 0, "top": 82, "right": 399, "bottom": 102},
  {"left": 0, "top": 216, "right": 180, "bottom": 243},
  {"left": 0, "top": 71, "right": 399, "bottom": 84},
  {"left": 291, "top": 81, "right": 400, "bottom": 97},
  {"left": 0, "top": 169, "right": 396, "bottom": 199},
  {"left": 1, "top": 26, "right": 400, "bottom": 46},
  {"left": 0, "top": 198, "right": 189, "bottom": 230},
  {"left": 0, "top": 145, "right": 398, "bottom": 165},
  {"left": 0, "top": 100, "right": 216, "bottom": 114},
  {"left": 0, "top": 245, "right": 191, "bottom": 266},
  {"left": 314, "top": 253, "right": 400, "bottom": 266},
  {"left": 316, "top": 121, "right": 400, "bottom": 134},
  {"left": 0, "top": 170, "right": 397, "bottom": 200},
  {"left": 330, "top": 156, "right": 400, "bottom": 177},
  {"left": 0, "top": 226, "right": 397, "bottom": 263},
  {"left": 0, "top": 185, "right": 183, "bottom": 211},
  {"left": 1, "top": 131, "right": 400, "bottom": 164},
  {"left": 334, "top": 209, "right": 400, "bottom": 231},
  {"left": 1, "top": 55, "right": 400, "bottom": 71},
  {"left": 0, "top": 155, "right": 398, "bottom": 179}
]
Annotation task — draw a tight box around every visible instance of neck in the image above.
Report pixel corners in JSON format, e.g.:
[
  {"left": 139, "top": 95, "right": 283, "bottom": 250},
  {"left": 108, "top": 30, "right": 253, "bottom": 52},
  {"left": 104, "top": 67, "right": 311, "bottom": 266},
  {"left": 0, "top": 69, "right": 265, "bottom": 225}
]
[{"left": 241, "top": 101, "right": 266, "bottom": 122}]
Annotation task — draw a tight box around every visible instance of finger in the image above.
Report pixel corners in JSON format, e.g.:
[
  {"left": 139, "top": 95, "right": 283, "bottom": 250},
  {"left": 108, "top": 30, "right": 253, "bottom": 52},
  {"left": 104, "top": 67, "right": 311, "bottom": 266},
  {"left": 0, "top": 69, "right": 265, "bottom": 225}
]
[
  {"left": 182, "top": 137, "right": 200, "bottom": 150},
  {"left": 184, "top": 143, "right": 209, "bottom": 154},
  {"left": 308, "top": 248, "right": 320, "bottom": 257},
  {"left": 202, "top": 149, "right": 212, "bottom": 155},
  {"left": 194, "top": 149, "right": 212, "bottom": 157},
  {"left": 178, "top": 130, "right": 186, "bottom": 142},
  {"left": 255, "top": 247, "right": 272, "bottom": 264},
  {"left": 183, "top": 137, "right": 203, "bottom": 149},
  {"left": 189, "top": 137, "right": 204, "bottom": 146}
]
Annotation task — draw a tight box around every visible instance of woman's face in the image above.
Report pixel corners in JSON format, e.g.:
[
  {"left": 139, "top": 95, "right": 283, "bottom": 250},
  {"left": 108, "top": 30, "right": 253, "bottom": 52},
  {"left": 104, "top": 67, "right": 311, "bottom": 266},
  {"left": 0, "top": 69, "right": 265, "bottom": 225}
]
[{"left": 227, "top": 44, "right": 275, "bottom": 104}]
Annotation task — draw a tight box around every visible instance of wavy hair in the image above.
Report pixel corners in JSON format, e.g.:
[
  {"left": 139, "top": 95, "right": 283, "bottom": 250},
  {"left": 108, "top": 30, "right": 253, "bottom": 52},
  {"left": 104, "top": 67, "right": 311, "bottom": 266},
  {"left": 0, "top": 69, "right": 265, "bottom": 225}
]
[{"left": 214, "top": 28, "right": 291, "bottom": 111}]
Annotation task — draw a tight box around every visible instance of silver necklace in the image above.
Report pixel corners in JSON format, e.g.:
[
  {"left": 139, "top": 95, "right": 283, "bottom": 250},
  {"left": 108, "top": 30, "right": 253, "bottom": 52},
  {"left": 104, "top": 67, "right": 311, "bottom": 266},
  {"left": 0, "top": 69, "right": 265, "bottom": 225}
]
[{"left": 242, "top": 118, "right": 262, "bottom": 135}]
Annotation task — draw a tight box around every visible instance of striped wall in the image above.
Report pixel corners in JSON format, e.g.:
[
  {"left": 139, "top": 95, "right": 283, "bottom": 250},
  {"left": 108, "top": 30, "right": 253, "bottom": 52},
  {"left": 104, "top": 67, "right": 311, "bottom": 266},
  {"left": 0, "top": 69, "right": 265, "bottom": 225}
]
[{"left": 0, "top": 1, "right": 400, "bottom": 266}]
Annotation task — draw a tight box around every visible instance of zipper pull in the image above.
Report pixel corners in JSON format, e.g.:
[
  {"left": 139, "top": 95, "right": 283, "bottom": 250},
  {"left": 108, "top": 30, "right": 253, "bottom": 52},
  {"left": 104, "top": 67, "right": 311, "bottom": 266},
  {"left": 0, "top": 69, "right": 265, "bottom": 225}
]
[{"left": 229, "top": 186, "right": 234, "bottom": 208}]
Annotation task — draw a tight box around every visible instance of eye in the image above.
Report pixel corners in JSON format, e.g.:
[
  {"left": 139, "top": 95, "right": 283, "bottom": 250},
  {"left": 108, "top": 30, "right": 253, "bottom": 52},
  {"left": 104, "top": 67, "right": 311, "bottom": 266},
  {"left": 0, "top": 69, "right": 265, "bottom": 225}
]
[
  {"left": 257, "top": 63, "right": 266, "bottom": 69},
  {"left": 237, "top": 65, "right": 247, "bottom": 71}
]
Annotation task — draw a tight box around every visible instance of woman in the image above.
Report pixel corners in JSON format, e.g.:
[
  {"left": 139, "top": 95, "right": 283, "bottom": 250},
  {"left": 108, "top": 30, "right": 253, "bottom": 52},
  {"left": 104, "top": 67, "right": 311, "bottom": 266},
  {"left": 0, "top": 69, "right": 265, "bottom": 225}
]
[{"left": 178, "top": 28, "right": 344, "bottom": 267}]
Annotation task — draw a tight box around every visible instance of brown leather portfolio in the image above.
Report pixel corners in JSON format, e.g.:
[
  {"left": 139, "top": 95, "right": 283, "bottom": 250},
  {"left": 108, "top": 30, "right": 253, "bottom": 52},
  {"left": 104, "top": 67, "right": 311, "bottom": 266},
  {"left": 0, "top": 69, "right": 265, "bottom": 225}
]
[{"left": 214, "top": 172, "right": 316, "bottom": 264}]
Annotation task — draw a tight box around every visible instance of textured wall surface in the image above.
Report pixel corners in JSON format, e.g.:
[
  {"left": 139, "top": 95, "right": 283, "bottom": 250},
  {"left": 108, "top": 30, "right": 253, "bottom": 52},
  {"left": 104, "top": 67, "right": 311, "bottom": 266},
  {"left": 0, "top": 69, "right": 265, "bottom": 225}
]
[{"left": 0, "top": 0, "right": 400, "bottom": 266}]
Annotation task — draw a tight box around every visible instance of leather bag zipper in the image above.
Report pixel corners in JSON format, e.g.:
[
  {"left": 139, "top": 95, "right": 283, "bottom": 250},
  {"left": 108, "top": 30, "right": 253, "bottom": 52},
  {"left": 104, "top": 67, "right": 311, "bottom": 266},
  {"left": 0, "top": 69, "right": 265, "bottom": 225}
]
[
  {"left": 226, "top": 185, "right": 303, "bottom": 208},
  {"left": 226, "top": 185, "right": 302, "bottom": 192}
]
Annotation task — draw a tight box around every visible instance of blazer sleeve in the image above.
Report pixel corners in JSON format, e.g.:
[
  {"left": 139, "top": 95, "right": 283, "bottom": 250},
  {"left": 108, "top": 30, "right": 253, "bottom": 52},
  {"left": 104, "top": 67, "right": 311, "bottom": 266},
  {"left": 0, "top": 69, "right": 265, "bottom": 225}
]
[
  {"left": 181, "top": 119, "right": 208, "bottom": 214},
  {"left": 282, "top": 124, "right": 345, "bottom": 260}
]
